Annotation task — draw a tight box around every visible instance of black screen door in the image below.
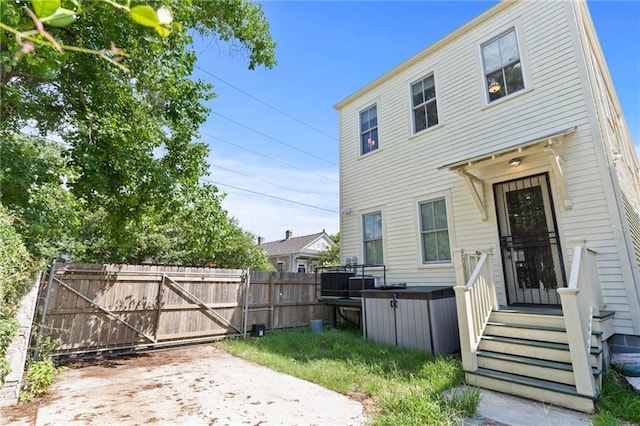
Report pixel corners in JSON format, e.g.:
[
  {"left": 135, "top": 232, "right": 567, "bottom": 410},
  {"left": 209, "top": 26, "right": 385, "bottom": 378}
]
[{"left": 494, "top": 173, "right": 566, "bottom": 305}]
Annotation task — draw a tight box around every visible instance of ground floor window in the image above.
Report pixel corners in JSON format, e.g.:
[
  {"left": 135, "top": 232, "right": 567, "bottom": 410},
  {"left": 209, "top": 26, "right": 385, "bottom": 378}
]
[
  {"left": 363, "top": 212, "right": 383, "bottom": 265},
  {"left": 419, "top": 198, "right": 451, "bottom": 263}
]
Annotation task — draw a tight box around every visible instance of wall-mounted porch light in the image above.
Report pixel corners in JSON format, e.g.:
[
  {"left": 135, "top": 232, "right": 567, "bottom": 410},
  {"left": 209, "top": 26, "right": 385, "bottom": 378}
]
[{"left": 509, "top": 158, "right": 522, "bottom": 167}]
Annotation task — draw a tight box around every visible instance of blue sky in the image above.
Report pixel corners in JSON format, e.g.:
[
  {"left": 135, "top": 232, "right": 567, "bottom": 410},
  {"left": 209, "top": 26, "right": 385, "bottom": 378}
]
[{"left": 191, "top": 1, "right": 640, "bottom": 243}]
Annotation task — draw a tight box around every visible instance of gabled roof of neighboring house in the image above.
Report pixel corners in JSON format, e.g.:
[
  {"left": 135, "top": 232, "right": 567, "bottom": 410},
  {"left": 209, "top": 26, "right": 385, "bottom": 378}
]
[{"left": 259, "top": 231, "right": 333, "bottom": 257}]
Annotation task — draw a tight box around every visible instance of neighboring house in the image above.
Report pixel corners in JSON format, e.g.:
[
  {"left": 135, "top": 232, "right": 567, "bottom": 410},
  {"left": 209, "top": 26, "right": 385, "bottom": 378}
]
[
  {"left": 335, "top": 0, "right": 639, "bottom": 412},
  {"left": 258, "top": 230, "right": 335, "bottom": 273}
]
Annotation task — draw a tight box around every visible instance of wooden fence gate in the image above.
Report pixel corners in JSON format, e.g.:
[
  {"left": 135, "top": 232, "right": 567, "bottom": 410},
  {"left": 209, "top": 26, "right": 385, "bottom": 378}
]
[{"left": 36, "top": 263, "right": 330, "bottom": 357}]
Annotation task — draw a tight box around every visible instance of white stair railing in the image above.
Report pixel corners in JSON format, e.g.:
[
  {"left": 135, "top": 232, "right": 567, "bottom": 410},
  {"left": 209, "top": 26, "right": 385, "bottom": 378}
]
[
  {"left": 557, "top": 245, "right": 600, "bottom": 396},
  {"left": 453, "top": 249, "right": 498, "bottom": 371}
]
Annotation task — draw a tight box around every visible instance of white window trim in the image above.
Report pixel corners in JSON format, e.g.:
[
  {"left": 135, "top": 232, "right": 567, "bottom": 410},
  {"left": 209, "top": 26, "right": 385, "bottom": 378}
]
[
  {"left": 359, "top": 103, "right": 380, "bottom": 157},
  {"left": 360, "top": 206, "right": 386, "bottom": 268},
  {"left": 475, "top": 21, "right": 533, "bottom": 108},
  {"left": 408, "top": 70, "right": 442, "bottom": 136},
  {"left": 406, "top": 65, "right": 443, "bottom": 139},
  {"left": 415, "top": 192, "right": 455, "bottom": 269}
]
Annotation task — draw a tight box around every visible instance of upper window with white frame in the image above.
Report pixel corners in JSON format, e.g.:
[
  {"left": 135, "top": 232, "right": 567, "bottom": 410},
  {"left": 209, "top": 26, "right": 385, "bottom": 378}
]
[
  {"left": 360, "top": 105, "right": 378, "bottom": 155},
  {"left": 411, "top": 74, "right": 438, "bottom": 133},
  {"left": 363, "top": 212, "right": 383, "bottom": 265},
  {"left": 481, "top": 28, "right": 525, "bottom": 102},
  {"left": 419, "top": 198, "right": 451, "bottom": 264}
]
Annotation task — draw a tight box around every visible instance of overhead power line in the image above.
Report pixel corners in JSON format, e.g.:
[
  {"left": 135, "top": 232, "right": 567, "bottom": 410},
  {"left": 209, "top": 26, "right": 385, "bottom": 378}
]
[
  {"left": 194, "top": 65, "right": 338, "bottom": 141},
  {"left": 201, "top": 178, "right": 338, "bottom": 214},
  {"left": 201, "top": 132, "right": 338, "bottom": 183},
  {"left": 211, "top": 163, "right": 337, "bottom": 204},
  {"left": 211, "top": 111, "right": 338, "bottom": 166},
  {"left": 20, "top": 131, "right": 339, "bottom": 185}
]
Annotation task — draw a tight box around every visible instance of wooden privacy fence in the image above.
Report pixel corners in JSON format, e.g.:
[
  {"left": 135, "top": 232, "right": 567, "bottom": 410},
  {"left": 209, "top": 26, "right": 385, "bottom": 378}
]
[{"left": 36, "top": 263, "right": 331, "bottom": 357}]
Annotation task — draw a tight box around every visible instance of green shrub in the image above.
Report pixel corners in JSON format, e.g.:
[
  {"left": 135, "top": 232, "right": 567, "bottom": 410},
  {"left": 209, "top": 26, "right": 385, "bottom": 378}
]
[
  {"left": 0, "top": 206, "right": 36, "bottom": 385},
  {"left": 19, "top": 358, "right": 63, "bottom": 402}
]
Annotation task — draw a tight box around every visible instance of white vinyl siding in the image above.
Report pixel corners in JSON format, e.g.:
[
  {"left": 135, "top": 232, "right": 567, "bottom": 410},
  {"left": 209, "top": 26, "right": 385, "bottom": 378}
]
[{"left": 337, "top": 1, "right": 638, "bottom": 334}]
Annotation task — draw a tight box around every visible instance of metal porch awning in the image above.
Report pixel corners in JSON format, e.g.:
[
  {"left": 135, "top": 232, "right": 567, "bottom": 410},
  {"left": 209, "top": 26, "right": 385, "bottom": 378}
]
[{"left": 438, "top": 126, "right": 577, "bottom": 220}]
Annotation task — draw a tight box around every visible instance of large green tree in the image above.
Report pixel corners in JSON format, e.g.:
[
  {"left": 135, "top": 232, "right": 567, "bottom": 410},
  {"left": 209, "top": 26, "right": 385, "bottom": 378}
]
[
  {"left": 3, "top": 0, "right": 274, "bottom": 223},
  {"left": 0, "top": 0, "right": 276, "bottom": 268},
  {"left": 0, "top": 132, "right": 80, "bottom": 259}
]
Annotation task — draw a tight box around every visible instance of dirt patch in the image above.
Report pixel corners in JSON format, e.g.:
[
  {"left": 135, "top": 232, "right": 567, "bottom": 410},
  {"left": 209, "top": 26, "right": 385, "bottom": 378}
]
[
  {"left": 1, "top": 394, "right": 47, "bottom": 425},
  {"left": 1, "top": 345, "right": 366, "bottom": 425}
]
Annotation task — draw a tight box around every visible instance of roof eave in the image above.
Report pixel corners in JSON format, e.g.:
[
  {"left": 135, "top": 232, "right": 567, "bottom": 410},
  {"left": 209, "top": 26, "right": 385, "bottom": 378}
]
[{"left": 333, "top": 0, "right": 515, "bottom": 110}]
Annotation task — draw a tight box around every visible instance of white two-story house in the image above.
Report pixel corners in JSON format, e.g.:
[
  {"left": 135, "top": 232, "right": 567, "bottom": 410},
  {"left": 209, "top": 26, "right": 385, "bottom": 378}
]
[{"left": 335, "top": 0, "right": 640, "bottom": 412}]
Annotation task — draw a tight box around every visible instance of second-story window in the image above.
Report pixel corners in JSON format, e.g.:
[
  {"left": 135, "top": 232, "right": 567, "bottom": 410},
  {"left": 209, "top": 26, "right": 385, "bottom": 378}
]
[
  {"left": 360, "top": 105, "right": 378, "bottom": 155},
  {"left": 481, "top": 28, "right": 524, "bottom": 102},
  {"left": 411, "top": 74, "right": 438, "bottom": 133}
]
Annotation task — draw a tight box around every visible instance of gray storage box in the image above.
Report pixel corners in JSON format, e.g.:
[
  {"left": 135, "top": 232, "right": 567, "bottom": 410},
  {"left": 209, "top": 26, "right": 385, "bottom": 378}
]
[{"left": 361, "top": 286, "right": 459, "bottom": 355}]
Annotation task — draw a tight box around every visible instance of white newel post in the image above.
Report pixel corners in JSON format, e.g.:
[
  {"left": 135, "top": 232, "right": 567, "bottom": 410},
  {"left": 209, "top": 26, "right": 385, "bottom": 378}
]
[
  {"left": 557, "top": 287, "right": 597, "bottom": 396},
  {"left": 452, "top": 249, "right": 477, "bottom": 371},
  {"left": 454, "top": 285, "right": 477, "bottom": 371}
]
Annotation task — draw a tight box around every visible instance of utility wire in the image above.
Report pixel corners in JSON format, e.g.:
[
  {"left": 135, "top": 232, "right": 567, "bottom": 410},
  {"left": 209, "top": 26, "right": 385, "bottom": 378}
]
[
  {"left": 202, "top": 132, "right": 338, "bottom": 183},
  {"left": 17, "top": 132, "right": 338, "bottom": 213},
  {"left": 201, "top": 178, "right": 338, "bottom": 214},
  {"left": 211, "top": 111, "right": 338, "bottom": 166},
  {"left": 194, "top": 65, "right": 338, "bottom": 141},
  {"left": 19, "top": 130, "right": 339, "bottom": 184},
  {"left": 211, "top": 163, "right": 337, "bottom": 204}
]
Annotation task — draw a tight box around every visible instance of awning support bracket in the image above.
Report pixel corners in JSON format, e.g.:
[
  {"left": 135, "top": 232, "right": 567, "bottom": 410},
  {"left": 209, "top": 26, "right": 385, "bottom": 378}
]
[
  {"left": 459, "top": 169, "right": 488, "bottom": 221},
  {"left": 545, "top": 143, "right": 573, "bottom": 210}
]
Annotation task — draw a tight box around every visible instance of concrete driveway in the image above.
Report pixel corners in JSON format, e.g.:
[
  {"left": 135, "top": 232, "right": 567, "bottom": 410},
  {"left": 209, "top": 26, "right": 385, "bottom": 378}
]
[{"left": 1, "top": 345, "right": 366, "bottom": 425}]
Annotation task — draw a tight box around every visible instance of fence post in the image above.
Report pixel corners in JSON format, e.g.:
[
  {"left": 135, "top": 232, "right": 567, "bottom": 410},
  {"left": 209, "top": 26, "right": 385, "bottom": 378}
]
[
  {"left": 269, "top": 272, "right": 275, "bottom": 330},
  {"left": 242, "top": 269, "right": 251, "bottom": 337},
  {"left": 35, "top": 260, "right": 56, "bottom": 360},
  {"left": 153, "top": 273, "right": 165, "bottom": 341}
]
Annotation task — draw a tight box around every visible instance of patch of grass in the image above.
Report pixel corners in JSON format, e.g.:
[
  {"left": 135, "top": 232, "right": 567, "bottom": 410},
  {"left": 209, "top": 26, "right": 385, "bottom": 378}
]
[
  {"left": 220, "top": 327, "right": 469, "bottom": 425},
  {"left": 594, "top": 370, "right": 640, "bottom": 425},
  {"left": 444, "top": 386, "right": 481, "bottom": 417}
]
